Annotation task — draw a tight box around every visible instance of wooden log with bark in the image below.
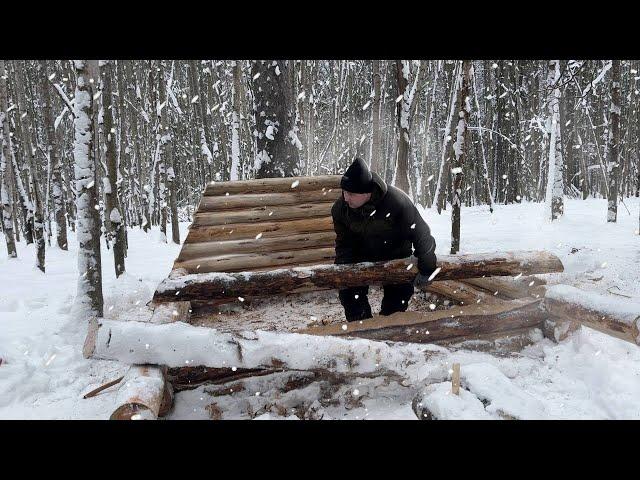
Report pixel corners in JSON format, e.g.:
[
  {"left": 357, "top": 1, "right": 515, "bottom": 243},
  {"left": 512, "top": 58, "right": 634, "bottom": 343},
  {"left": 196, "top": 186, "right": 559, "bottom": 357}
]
[
  {"left": 297, "top": 298, "right": 547, "bottom": 344},
  {"left": 543, "top": 285, "right": 640, "bottom": 346},
  {"left": 154, "top": 250, "right": 563, "bottom": 304},
  {"left": 82, "top": 318, "right": 442, "bottom": 379},
  {"left": 462, "top": 275, "right": 547, "bottom": 300},
  {"left": 109, "top": 365, "right": 174, "bottom": 420}
]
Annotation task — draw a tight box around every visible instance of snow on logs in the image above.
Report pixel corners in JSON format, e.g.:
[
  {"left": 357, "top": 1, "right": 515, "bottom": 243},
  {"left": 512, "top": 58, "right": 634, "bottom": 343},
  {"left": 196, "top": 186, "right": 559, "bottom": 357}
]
[
  {"left": 109, "top": 365, "right": 174, "bottom": 420},
  {"left": 154, "top": 250, "right": 564, "bottom": 303},
  {"left": 82, "top": 317, "right": 441, "bottom": 379},
  {"left": 544, "top": 285, "right": 640, "bottom": 346}
]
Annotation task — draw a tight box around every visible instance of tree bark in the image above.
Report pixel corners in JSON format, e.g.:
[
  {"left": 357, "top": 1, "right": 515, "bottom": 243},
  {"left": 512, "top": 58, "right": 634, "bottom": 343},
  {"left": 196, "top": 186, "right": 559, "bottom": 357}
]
[
  {"left": 72, "top": 60, "right": 103, "bottom": 319},
  {"left": 0, "top": 59, "right": 17, "bottom": 258},
  {"left": 153, "top": 250, "right": 564, "bottom": 303},
  {"left": 607, "top": 59, "right": 620, "bottom": 222}
]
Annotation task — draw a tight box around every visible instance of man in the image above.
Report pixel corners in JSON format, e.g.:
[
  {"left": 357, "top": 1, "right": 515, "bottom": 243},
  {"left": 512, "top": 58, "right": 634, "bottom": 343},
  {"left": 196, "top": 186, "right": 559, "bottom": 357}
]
[{"left": 332, "top": 157, "right": 437, "bottom": 322}]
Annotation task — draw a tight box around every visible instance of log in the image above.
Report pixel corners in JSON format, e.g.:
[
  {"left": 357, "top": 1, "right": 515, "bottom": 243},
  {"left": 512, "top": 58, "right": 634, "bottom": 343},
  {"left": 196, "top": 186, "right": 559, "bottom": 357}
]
[
  {"left": 183, "top": 216, "right": 334, "bottom": 243},
  {"left": 297, "top": 298, "right": 546, "bottom": 344},
  {"left": 167, "top": 366, "right": 279, "bottom": 392},
  {"left": 462, "top": 276, "right": 547, "bottom": 300},
  {"left": 83, "top": 318, "right": 443, "bottom": 379},
  {"left": 198, "top": 189, "right": 341, "bottom": 211},
  {"left": 424, "top": 280, "right": 503, "bottom": 306},
  {"left": 148, "top": 301, "right": 191, "bottom": 324},
  {"left": 174, "top": 247, "right": 336, "bottom": 274},
  {"left": 177, "top": 231, "right": 336, "bottom": 262},
  {"left": 203, "top": 175, "right": 341, "bottom": 196},
  {"left": 109, "top": 365, "right": 173, "bottom": 420},
  {"left": 154, "top": 250, "right": 564, "bottom": 304},
  {"left": 543, "top": 285, "right": 640, "bottom": 346},
  {"left": 193, "top": 202, "right": 334, "bottom": 227}
]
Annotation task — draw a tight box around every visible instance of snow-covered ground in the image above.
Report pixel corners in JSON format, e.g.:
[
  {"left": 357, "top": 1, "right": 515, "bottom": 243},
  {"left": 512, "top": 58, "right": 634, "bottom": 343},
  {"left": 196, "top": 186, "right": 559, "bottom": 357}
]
[{"left": 1, "top": 197, "right": 639, "bottom": 419}]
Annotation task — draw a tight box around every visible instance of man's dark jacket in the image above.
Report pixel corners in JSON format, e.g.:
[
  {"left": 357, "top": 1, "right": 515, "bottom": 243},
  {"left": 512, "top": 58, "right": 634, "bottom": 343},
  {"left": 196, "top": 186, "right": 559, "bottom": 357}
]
[{"left": 331, "top": 171, "right": 437, "bottom": 275}]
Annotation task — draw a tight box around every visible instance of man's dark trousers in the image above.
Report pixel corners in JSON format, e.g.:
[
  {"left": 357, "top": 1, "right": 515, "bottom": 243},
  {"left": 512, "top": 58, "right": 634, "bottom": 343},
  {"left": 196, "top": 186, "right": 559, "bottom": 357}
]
[{"left": 338, "top": 283, "right": 415, "bottom": 322}]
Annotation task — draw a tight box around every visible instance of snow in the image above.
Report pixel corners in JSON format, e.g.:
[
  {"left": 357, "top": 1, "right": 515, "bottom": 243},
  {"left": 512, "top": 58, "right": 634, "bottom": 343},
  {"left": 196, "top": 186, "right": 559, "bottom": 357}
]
[{"left": 1, "top": 198, "right": 640, "bottom": 419}]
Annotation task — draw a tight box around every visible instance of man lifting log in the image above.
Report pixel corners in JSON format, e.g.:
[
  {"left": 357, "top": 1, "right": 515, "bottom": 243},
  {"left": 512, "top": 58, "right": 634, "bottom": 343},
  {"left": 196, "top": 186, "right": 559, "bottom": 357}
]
[{"left": 332, "top": 157, "right": 438, "bottom": 322}]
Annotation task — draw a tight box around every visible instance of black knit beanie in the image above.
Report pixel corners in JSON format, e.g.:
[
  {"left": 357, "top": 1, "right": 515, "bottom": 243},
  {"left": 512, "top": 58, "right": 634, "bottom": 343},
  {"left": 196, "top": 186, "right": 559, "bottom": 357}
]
[{"left": 340, "top": 157, "right": 374, "bottom": 193}]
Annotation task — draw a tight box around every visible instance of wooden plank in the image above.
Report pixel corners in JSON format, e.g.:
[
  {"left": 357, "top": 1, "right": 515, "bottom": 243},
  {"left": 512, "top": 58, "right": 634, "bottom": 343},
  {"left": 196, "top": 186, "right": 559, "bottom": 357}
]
[
  {"left": 297, "top": 298, "right": 546, "bottom": 344},
  {"left": 193, "top": 202, "right": 334, "bottom": 227},
  {"left": 451, "top": 364, "right": 461, "bottom": 395},
  {"left": 183, "top": 216, "right": 334, "bottom": 243},
  {"left": 177, "top": 231, "right": 336, "bottom": 262},
  {"left": 174, "top": 247, "right": 336, "bottom": 274},
  {"left": 198, "top": 189, "right": 341, "bottom": 211},
  {"left": 154, "top": 250, "right": 564, "bottom": 303},
  {"left": 203, "top": 175, "right": 341, "bottom": 196}
]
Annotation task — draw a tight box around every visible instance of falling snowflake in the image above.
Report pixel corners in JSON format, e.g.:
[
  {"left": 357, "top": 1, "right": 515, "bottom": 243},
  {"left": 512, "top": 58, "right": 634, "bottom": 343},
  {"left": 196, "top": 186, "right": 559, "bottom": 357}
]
[
  {"left": 255, "top": 233, "right": 263, "bottom": 240},
  {"left": 410, "top": 223, "right": 416, "bottom": 229},
  {"left": 429, "top": 304, "right": 436, "bottom": 310},
  {"left": 406, "top": 264, "right": 413, "bottom": 270},
  {"left": 427, "top": 267, "right": 441, "bottom": 281},
  {"left": 291, "top": 180, "right": 300, "bottom": 188},
  {"left": 238, "top": 297, "right": 245, "bottom": 302},
  {"left": 341, "top": 324, "right": 348, "bottom": 331}
]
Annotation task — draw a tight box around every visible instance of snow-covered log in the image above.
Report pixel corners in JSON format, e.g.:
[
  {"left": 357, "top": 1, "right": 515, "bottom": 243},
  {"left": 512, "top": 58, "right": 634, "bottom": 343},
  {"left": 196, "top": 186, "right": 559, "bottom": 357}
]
[
  {"left": 154, "top": 250, "right": 563, "bottom": 303},
  {"left": 83, "top": 318, "right": 441, "bottom": 379},
  {"left": 109, "top": 365, "right": 173, "bottom": 420},
  {"left": 544, "top": 285, "right": 640, "bottom": 346}
]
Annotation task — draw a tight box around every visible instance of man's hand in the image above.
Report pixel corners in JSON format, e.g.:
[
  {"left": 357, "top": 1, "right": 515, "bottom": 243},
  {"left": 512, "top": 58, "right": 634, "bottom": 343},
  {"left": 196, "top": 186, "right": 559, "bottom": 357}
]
[{"left": 413, "top": 272, "right": 433, "bottom": 289}]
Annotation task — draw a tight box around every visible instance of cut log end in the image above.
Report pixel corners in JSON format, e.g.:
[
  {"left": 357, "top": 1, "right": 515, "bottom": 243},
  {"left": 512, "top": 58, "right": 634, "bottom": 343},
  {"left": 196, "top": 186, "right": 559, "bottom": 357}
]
[{"left": 83, "top": 318, "right": 99, "bottom": 359}]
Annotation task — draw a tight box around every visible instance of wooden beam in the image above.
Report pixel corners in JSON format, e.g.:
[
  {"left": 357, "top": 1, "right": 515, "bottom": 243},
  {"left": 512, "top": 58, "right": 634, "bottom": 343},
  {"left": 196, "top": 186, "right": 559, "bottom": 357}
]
[
  {"left": 177, "top": 231, "right": 336, "bottom": 262},
  {"left": 297, "top": 298, "right": 546, "bottom": 344},
  {"left": 183, "top": 216, "right": 334, "bottom": 243},
  {"left": 424, "top": 280, "right": 503, "bottom": 306},
  {"left": 193, "top": 202, "right": 334, "bottom": 227},
  {"left": 174, "top": 247, "right": 336, "bottom": 274},
  {"left": 198, "top": 189, "right": 341, "bottom": 211},
  {"left": 154, "top": 250, "right": 564, "bottom": 304},
  {"left": 543, "top": 285, "right": 640, "bottom": 346},
  {"left": 462, "top": 276, "right": 547, "bottom": 300},
  {"left": 203, "top": 175, "right": 341, "bottom": 196}
]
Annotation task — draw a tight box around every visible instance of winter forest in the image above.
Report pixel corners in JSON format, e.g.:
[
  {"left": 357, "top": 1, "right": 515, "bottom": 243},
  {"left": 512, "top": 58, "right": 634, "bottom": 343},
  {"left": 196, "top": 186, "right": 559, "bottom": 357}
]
[{"left": 1, "top": 59, "right": 640, "bottom": 420}]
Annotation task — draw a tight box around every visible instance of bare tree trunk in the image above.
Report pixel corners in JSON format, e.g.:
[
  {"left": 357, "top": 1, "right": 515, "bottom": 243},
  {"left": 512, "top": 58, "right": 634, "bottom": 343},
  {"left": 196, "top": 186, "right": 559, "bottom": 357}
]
[
  {"left": 101, "top": 61, "right": 126, "bottom": 276},
  {"left": 607, "top": 59, "right": 620, "bottom": 223},
  {"left": 370, "top": 60, "right": 382, "bottom": 174},
  {"left": 0, "top": 60, "right": 17, "bottom": 258},
  {"left": 72, "top": 60, "right": 103, "bottom": 319},
  {"left": 545, "top": 60, "right": 564, "bottom": 220},
  {"left": 230, "top": 60, "right": 243, "bottom": 181},
  {"left": 450, "top": 60, "right": 471, "bottom": 254},
  {"left": 251, "top": 60, "right": 300, "bottom": 178}
]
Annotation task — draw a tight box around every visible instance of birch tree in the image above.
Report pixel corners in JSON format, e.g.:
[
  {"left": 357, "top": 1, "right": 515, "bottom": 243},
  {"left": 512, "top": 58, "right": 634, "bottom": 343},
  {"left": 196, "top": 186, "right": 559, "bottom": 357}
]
[
  {"left": 607, "top": 59, "right": 620, "bottom": 223},
  {"left": 72, "top": 60, "right": 103, "bottom": 319},
  {"left": 230, "top": 60, "right": 242, "bottom": 181},
  {"left": 545, "top": 60, "right": 564, "bottom": 220}
]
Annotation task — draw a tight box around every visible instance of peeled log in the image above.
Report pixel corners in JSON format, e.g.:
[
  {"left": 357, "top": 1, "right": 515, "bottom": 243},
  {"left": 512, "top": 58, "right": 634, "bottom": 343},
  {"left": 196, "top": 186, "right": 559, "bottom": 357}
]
[
  {"left": 193, "top": 202, "right": 334, "bottom": 227},
  {"left": 154, "top": 250, "right": 564, "bottom": 304},
  {"left": 184, "top": 216, "right": 334, "bottom": 243},
  {"left": 83, "top": 318, "right": 442, "bottom": 378},
  {"left": 175, "top": 247, "right": 336, "bottom": 274},
  {"left": 203, "top": 175, "right": 341, "bottom": 196},
  {"left": 198, "top": 189, "right": 341, "bottom": 211},
  {"left": 544, "top": 285, "right": 640, "bottom": 346},
  {"left": 109, "top": 365, "right": 173, "bottom": 420},
  {"left": 178, "top": 231, "right": 336, "bottom": 262},
  {"left": 298, "top": 298, "right": 546, "bottom": 344}
]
